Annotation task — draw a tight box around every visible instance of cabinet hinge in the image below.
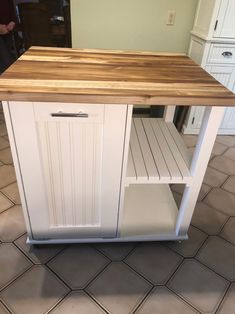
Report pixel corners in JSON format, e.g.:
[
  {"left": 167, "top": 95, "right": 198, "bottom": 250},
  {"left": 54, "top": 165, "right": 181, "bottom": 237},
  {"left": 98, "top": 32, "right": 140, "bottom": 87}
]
[
  {"left": 192, "top": 117, "right": 195, "bottom": 125},
  {"left": 214, "top": 20, "right": 218, "bottom": 31}
]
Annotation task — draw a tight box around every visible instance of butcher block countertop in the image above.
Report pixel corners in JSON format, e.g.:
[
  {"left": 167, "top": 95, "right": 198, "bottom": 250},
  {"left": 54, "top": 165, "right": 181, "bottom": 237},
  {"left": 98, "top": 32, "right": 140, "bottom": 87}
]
[{"left": 0, "top": 46, "right": 235, "bottom": 106}]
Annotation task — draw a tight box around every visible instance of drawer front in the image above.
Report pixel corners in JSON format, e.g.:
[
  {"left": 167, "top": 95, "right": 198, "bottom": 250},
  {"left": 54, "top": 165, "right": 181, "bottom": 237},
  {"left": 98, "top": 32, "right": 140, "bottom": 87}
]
[
  {"left": 207, "top": 44, "right": 235, "bottom": 64},
  {"left": 34, "top": 103, "right": 104, "bottom": 124}
]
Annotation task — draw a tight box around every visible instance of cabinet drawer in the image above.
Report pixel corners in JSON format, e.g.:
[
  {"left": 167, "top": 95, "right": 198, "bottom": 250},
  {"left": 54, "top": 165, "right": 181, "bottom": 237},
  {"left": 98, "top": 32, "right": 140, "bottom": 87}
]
[
  {"left": 34, "top": 103, "right": 104, "bottom": 123},
  {"left": 207, "top": 44, "right": 235, "bottom": 64}
]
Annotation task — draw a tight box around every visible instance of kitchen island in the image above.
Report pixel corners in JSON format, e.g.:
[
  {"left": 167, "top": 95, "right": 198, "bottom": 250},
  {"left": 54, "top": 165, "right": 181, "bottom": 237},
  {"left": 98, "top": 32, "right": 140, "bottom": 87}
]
[{"left": 0, "top": 47, "right": 235, "bottom": 244}]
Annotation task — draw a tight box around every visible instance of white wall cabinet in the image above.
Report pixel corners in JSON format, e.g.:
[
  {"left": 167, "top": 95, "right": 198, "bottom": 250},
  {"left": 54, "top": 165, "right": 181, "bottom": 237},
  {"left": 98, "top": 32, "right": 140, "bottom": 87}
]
[
  {"left": 8, "top": 102, "right": 127, "bottom": 240},
  {"left": 184, "top": 0, "right": 235, "bottom": 135}
]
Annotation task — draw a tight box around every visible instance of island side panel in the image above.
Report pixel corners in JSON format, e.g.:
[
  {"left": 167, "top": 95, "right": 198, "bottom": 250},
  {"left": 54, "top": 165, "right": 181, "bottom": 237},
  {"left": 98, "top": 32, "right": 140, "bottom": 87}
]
[{"left": 2, "top": 101, "right": 33, "bottom": 238}]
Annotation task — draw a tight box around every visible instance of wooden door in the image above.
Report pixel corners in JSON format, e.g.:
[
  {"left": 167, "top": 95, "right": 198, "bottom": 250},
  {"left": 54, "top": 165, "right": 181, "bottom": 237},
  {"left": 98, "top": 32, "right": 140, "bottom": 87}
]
[
  {"left": 9, "top": 102, "right": 127, "bottom": 240},
  {"left": 214, "top": 0, "right": 235, "bottom": 38}
]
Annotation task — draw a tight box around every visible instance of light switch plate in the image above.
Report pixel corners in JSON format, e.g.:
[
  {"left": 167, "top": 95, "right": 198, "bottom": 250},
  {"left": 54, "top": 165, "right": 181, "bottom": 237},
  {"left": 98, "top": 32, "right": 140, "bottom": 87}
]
[{"left": 166, "top": 10, "right": 176, "bottom": 25}]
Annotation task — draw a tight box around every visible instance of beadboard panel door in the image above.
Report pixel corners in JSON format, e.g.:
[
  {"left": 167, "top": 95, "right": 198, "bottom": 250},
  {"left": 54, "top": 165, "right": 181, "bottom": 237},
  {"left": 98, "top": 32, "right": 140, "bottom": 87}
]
[{"left": 9, "top": 102, "right": 127, "bottom": 239}]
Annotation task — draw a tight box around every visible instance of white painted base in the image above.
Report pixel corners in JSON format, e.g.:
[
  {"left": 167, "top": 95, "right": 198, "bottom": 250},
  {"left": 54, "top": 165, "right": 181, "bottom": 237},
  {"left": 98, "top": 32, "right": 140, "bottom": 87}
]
[
  {"left": 120, "top": 184, "right": 178, "bottom": 237},
  {"left": 27, "top": 234, "right": 188, "bottom": 245}
]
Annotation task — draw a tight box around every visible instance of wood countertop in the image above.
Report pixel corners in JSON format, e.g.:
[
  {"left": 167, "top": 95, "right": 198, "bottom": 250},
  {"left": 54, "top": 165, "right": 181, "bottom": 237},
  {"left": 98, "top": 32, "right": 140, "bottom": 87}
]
[{"left": 0, "top": 46, "right": 235, "bottom": 106}]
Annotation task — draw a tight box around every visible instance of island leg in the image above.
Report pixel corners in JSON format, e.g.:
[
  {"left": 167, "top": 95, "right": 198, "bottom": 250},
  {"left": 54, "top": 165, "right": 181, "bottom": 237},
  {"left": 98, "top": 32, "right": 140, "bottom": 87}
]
[{"left": 176, "top": 106, "right": 225, "bottom": 236}]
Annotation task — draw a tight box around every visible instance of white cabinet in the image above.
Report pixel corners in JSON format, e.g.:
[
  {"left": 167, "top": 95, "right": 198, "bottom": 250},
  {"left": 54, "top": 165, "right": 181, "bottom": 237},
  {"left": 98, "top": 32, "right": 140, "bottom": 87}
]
[
  {"left": 3, "top": 101, "right": 225, "bottom": 244},
  {"left": 214, "top": 0, "right": 235, "bottom": 38},
  {"left": 7, "top": 102, "right": 127, "bottom": 240},
  {"left": 193, "top": 0, "right": 235, "bottom": 39},
  {"left": 184, "top": 0, "right": 235, "bottom": 135}
]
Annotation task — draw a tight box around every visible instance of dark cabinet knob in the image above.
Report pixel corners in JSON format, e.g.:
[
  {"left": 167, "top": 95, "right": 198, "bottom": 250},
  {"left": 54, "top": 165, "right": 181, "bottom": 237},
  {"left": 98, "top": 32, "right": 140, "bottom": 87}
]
[{"left": 222, "top": 51, "right": 233, "bottom": 57}]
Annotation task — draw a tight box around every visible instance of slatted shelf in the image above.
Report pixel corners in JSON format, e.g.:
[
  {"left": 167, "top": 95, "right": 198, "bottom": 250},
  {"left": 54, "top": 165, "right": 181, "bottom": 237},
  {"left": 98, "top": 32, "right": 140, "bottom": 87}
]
[{"left": 126, "top": 118, "right": 192, "bottom": 185}]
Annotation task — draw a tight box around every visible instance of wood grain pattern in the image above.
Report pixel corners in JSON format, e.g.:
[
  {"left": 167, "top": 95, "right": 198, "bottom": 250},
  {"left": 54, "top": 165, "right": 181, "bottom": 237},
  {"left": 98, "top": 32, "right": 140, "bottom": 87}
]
[{"left": 0, "top": 46, "right": 235, "bottom": 106}]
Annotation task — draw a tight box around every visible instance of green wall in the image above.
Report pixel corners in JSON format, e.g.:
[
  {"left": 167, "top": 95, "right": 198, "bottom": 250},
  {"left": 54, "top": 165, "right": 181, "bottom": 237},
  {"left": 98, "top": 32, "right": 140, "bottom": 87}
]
[{"left": 71, "top": 0, "right": 198, "bottom": 53}]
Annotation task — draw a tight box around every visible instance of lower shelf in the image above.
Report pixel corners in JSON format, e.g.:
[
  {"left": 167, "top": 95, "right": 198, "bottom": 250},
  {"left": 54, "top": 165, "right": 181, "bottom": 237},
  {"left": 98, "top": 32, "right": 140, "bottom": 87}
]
[{"left": 120, "top": 184, "right": 178, "bottom": 237}]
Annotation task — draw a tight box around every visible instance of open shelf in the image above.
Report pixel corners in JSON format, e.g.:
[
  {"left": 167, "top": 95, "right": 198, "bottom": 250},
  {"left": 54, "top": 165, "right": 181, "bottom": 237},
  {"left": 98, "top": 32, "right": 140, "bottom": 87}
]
[
  {"left": 120, "top": 184, "right": 178, "bottom": 237},
  {"left": 126, "top": 118, "right": 192, "bottom": 185}
]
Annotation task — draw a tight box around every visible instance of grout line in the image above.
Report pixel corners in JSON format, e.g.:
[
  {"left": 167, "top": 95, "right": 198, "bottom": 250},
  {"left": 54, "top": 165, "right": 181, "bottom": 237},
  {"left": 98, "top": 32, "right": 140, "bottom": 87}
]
[
  {"left": 84, "top": 290, "right": 111, "bottom": 314},
  {"left": 44, "top": 264, "right": 72, "bottom": 291},
  {"left": 46, "top": 289, "right": 71, "bottom": 314},
  {"left": 83, "top": 260, "right": 112, "bottom": 290},
  {"left": 216, "top": 230, "right": 235, "bottom": 248},
  {"left": 132, "top": 285, "right": 155, "bottom": 314},
  {"left": 0, "top": 299, "right": 13, "bottom": 314},
  {"left": 215, "top": 282, "right": 232, "bottom": 314},
  {"left": 166, "top": 285, "right": 203, "bottom": 314},
  {"left": 122, "top": 259, "right": 156, "bottom": 286},
  {"left": 195, "top": 243, "right": 233, "bottom": 283},
  {"left": 166, "top": 258, "right": 229, "bottom": 314},
  {"left": 0, "top": 263, "right": 34, "bottom": 294}
]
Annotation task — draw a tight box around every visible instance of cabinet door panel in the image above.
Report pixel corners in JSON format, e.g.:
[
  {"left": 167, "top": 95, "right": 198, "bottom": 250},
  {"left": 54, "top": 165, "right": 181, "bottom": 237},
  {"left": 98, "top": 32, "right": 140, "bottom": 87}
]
[
  {"left": 214, "top": 0, "right": 235, "bottom": 38},
  {"left": 9, "top": 102, "right": 127, "bottom": 240},
  {"left": 205, "top": 65, "right": 234, "bottom": 90}
]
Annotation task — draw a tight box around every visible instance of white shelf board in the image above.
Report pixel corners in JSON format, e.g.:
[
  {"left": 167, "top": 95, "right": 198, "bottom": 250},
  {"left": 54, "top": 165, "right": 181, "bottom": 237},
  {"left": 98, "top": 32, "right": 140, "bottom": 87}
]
[
  {"left": 126, "top": 118, "right": 192, "bottom": 185},
  {"left": 120, "top": 184, "right": 178, "bottom": 238}
]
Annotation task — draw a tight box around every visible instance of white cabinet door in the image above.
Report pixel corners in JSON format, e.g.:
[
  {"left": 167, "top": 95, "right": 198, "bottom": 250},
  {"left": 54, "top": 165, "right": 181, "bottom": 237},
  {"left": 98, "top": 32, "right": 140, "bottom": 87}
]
[
  {"left": 214, "top": 0, "right": 235, "bottom": 38},
  {"left": 206, "top": 65, "right": 235, "bottom": 132},
  {"left": 9, "top": 102, "right": 127, "bottom": 240},
  {"left": 205, "top": 65, "right": 235, "bottom": 89}
]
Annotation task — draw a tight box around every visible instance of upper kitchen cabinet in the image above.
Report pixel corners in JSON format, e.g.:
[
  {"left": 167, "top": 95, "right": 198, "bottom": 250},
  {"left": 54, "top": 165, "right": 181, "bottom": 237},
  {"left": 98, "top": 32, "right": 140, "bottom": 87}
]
[{"left": 192, "top": 0, "right": 235, "bottom": 40}]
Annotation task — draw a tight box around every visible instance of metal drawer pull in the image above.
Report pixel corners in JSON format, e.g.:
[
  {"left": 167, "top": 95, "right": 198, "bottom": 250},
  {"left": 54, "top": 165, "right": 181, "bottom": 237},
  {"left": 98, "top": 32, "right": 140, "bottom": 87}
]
[
  {"left": 51, "top": 111, "right": 89, "bottom": 118},
  {"left": 222, "top": 51, "right": 233, "bottom": 57}
]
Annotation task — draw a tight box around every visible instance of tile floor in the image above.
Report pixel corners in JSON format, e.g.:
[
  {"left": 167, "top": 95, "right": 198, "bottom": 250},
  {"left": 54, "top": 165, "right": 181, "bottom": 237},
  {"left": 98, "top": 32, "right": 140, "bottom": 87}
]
[{"left": 0, "top": 105, "right": 235, "bottom": 313}]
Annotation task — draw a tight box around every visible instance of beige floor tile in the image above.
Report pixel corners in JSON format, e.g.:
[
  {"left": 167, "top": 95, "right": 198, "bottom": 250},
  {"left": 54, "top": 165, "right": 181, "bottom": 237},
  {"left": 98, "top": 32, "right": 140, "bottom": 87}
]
[
  {"left": 0, "top": 266, "right": 69, "bottom": 314},
  {"left": 15, "top": 234, "right": 65, "bottom": 264},
  {"left": 1, "top": 183, "right": 20, "bottom": 205},
  {"left": 191, "top": 202, "right": 228, "bottom": 235},
  {"left": 166, "top": 226, "right": 207, "bottom": 257},
  {"left": 0, "top": 138, "right": 9, "bottom": 151},
  {"left": 171, "top": 184, "right": 211, "bottom": 201},
  {"left": 197, "top": 236, "right": 235, "bottom": 281},
  {"left": 48, "top": 245, "right": 109, "bottom": 289},
  {"left": 0, "top": 243, "right": 32, "bottom": 290},
  {"left": 172, "top": 191, "right": 182, "bottom": 207},
  {"left": 204, "top": 188, "right": 235, "bottom": 216},
  {"left": 212, "top": 142, "right": 228, "bottom": 155},
  {"left": 167, "top": 260, "right": 229, "bottom": 314},
  {"left": 171, "top": 184, "right": 185, "bottom": 195},
  {"left": 95, "top": 242, "right": 136, "bottom": 261},
  {"left": 210, "top": 156, "right": 235, "bottom": 175},
  {"left": 0, "top": 166, "right": 16, "bottom": 189},
  {"left": 0, "top": 206, "right": 26, "bottom": 242},
  {"left": 136, "top": 286, "right": 198, "bottom": 314},
  {"left": 203, "top": 167, "right": 228, "bottom": 187},
  {"left": 182, "top": 135, "right": 198, "bottom": 147},
  {"left": 0, "top": 124, "right": 7, "bottom": 137},
  {"left": 223, "top": 147, "right": 235, "bottom": 161},
  {"left": 0, "top": 302, "right": 10, "bottom": 314},
  {"left": 222, "top": 176, "right": 235, "bottom": 194},
  {"left": 217, "top": 283, "right": 235, "bottom": 314},
  {"left": 220, "top": 218, "right": 235, "bottom": 245},
  {"left": 87, "top": 262, "right": 151, "bottom": 314},
  {"left": 198, "top": 183, "right": 212, "bottom": 201},
  {"left": 0, "top": 148, "right": 12, "bottom": 165},
  {"left": 0, "top": 192, "right": 13, "bottom": 214},
  {"left": 51, "top": 291, "right": 105, "bottom": 314},
  {"left": 125, "top": 243, "right": 183, "bottom": 284},
  {"left": 216, "top": 135, "right": 235, "bottom": 147}
]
